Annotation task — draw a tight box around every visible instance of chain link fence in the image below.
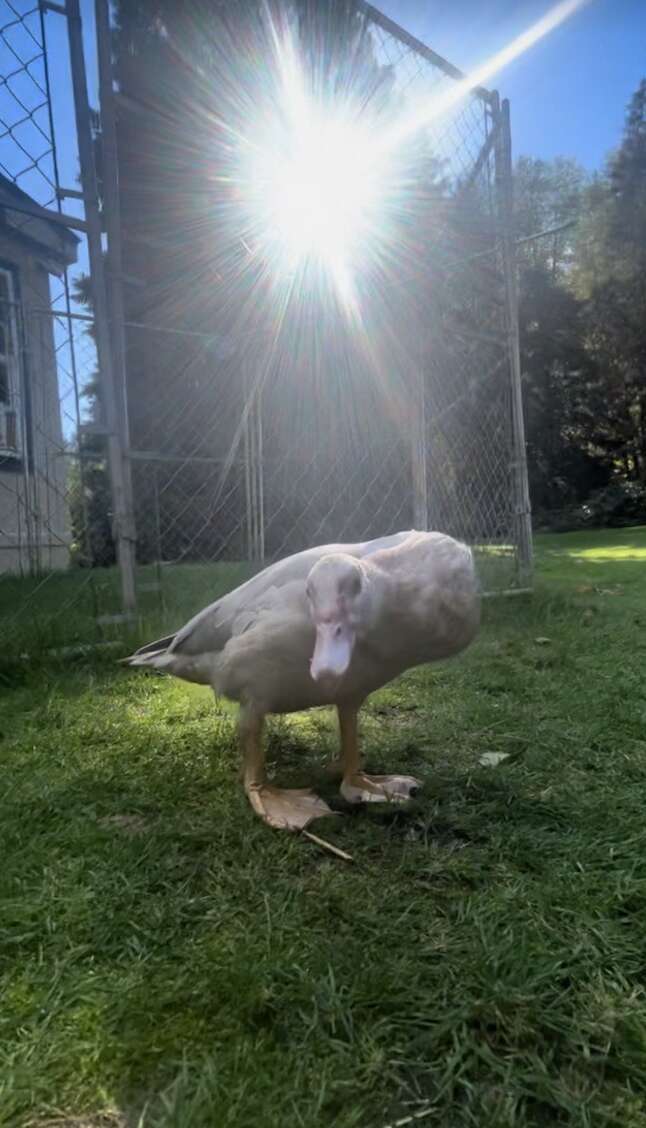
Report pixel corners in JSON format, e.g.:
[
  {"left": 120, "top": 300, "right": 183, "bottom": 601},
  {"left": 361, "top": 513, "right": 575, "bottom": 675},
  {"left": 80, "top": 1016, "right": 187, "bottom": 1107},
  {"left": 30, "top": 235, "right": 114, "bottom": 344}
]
[
  {"left": 121, "top": 3, "right": 531, "bottom": 625},
  {"left": 1, "top": 0, "right": 532, "bottom": 660},
  {"left": 0, "top": 0, "right": 112, "bottom": 655},
  {"left": 0, "top": 0, "right": 52, "bottom": 203}
]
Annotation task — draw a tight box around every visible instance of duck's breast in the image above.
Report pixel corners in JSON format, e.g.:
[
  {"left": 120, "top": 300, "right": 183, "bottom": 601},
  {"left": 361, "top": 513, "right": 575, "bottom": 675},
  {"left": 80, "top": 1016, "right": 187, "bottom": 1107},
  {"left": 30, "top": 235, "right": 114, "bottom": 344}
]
[{"left": 213, "top": 600, "right": 334, "bottom": 713}]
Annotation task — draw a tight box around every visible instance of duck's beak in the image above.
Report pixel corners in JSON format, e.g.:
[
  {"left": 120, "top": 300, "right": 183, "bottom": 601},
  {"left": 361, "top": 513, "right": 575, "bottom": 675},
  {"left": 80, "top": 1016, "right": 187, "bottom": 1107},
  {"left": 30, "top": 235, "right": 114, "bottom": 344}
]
[{"left": 310, "top": 621, "right": 355, "bottom": 682}]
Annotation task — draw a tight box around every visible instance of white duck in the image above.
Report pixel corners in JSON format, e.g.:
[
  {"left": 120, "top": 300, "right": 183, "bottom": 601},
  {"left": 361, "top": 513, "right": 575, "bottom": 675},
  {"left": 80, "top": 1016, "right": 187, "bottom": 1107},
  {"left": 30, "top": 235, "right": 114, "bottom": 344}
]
[{"left": 126, "top": 530, "right": 480, "bottom": 831}]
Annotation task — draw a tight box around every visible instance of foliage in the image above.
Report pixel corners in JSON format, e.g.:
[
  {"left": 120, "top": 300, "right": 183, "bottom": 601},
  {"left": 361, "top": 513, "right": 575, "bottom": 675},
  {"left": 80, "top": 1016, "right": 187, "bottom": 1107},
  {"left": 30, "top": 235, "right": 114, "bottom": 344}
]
[
  {"left": 535, "top": 482, "right": 646, "bottom": 533},
  {"left": 578, "top": 481, "right": 646, "bottom": 528},
  {"left": 570, "top": 81, "right": 646, "bottom": 484},
  {"left": 68, "top": 270, "right": 116, "bottom": 567},
  {"left": 513, "top": 81, "right": 646, "bottom": 525},
  {"left": 518, "top": 262, "right": 608, "bottom": 515},
  {"left": 514, "top": 155, "right": 586, "bottom": 276},
  {"left": 67, "top": 441, "right": 116, "bottom": 567}
]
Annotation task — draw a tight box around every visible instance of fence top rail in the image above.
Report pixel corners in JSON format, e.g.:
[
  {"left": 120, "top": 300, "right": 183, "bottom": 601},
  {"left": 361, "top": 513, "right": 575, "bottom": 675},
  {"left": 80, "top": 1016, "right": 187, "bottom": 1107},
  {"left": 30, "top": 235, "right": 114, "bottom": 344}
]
[{"left": 356, "top": 1, "right": 494, "bottom": 105}]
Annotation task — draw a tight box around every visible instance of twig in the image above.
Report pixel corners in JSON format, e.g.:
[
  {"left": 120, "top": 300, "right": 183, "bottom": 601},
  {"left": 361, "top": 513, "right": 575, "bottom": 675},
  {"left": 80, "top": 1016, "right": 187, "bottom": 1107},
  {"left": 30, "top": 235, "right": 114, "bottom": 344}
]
[
  {"left": 302, "top": 829, "right": 353, "bottom": 862},
  {"left": 383, "top": 1108, "right": 435, "bottom": 1128}
]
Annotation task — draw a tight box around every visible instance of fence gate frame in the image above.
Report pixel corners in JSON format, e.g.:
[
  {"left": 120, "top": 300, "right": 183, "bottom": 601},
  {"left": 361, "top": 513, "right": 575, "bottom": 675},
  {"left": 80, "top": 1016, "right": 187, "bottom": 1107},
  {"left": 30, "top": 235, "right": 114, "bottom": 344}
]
[{"left": 359, "top": 2, "right": 533, "bottom": 587}]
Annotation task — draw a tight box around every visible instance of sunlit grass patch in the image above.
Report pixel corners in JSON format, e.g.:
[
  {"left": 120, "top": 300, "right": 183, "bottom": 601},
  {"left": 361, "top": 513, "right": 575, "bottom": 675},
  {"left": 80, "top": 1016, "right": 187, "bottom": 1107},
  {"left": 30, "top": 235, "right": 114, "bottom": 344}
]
[
  {"left": 537, "top": 524, "right": 646, "bottom": 561},
  {"left": 559, "top": 543, "right": 646, "bottom": 561}
]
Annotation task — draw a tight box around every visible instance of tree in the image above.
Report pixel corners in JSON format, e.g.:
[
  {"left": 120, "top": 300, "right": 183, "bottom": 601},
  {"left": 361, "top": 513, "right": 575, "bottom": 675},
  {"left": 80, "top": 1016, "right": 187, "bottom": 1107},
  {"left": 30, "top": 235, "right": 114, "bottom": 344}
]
[
  {"left": 67, "top": 272, "right": 116, "bottom": 566},
  {"left": 510, "top": 156, "right": 611, "bottom": 516},
  {"left": 511, "top": 81, "right": 646, "bottom": 525},
  {"left": 518, "top": 262, "right": 609, "bottom": 516},
  {"left": 514, "top": 155, "right": 586, "bottom": 277},
  {"left": 571, "top": 80, "right": 646, "bottom": 484}
]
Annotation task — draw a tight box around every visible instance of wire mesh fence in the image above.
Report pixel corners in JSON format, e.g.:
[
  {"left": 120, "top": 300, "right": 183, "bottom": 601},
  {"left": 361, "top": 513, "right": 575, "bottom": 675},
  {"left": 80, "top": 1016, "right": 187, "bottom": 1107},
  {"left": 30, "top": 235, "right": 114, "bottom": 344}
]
[
  {"left": 0, "top": 0, "right": 103, "bottom": 653},
  {"left": 118, "top": 3, "right": 530, "bottom": 619},
  {"left": 1, "top": 0, "right": 532, "bottom": 660},
  {"left": 0, "top": 0, "right": 52, "bottom": 203}
]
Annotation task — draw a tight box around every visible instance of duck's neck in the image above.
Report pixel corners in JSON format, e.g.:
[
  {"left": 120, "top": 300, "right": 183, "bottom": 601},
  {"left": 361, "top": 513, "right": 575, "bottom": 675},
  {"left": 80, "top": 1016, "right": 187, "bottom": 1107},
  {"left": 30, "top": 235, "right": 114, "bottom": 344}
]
[{"left": 356, "top": 565, "right": 420, "bottom": 658}]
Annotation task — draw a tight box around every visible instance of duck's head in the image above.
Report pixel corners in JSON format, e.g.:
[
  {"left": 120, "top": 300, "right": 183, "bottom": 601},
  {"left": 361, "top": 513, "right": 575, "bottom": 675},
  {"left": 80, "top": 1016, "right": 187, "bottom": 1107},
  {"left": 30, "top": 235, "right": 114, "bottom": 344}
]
[{"left": 306, "top": 554, "right": 365, "bottom": 683}]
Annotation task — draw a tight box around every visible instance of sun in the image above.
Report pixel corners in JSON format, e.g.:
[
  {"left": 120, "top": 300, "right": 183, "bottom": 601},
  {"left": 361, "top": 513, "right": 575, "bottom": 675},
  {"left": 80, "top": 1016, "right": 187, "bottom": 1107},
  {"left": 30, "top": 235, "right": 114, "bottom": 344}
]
[
  {"left": 237, "top": 0, "right": 587, "bottom": 314},
  {"left": 239, "top": 32, "right": 391, "bottom": 311},
  {"left": 259, "top": 111, "right": 384, "bottom": 292},
  {"left": 248, "top": 106, "right": 388, "bottom": 309}
]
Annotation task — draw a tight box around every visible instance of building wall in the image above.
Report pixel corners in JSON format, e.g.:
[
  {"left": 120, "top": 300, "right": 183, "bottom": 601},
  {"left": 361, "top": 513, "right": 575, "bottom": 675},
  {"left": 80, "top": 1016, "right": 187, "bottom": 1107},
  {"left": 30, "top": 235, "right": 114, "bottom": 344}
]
[{"left": 0, "top": 229, "right": 70, "bottom": 574}]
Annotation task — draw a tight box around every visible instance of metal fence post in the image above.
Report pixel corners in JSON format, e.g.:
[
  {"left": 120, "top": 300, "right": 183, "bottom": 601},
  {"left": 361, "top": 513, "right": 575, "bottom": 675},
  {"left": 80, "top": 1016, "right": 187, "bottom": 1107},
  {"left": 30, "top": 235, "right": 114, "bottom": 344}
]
[
  {"left": 95, "top": 0, "right": 136, "bottom": 546},
  {"left": 492, "top": 91, "right": 533, "bottom": 583},
  {"left": 243, "top": 356, "right": 265, "bottom": 562},
  {"left": 65, "top": 0, "right": 137, "bottom": 615},
  {"left": 410, "top": 350, "right": 429, "bottom": 531}
]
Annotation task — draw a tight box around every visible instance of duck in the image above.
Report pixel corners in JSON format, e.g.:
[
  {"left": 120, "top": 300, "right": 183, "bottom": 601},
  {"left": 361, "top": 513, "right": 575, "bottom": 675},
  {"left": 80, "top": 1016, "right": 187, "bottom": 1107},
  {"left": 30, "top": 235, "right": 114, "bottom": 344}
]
[{"left": 125, "top": 530, "right": 480, "bottom": 832}]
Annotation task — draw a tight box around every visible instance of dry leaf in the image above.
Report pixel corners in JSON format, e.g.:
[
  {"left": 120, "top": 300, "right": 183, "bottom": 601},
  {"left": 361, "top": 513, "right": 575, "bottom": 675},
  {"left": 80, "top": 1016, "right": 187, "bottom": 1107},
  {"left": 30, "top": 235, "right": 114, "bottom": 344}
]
[{"left": 479, "top": 751, "right": 510, "bottom": 767}]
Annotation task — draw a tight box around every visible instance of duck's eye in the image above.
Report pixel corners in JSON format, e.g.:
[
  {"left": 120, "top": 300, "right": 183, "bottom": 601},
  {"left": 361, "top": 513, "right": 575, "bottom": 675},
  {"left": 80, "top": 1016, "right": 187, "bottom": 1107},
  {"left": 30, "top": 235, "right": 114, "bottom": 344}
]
[{"left": 346, "top": 573, "right": 361, "bottom": 597}]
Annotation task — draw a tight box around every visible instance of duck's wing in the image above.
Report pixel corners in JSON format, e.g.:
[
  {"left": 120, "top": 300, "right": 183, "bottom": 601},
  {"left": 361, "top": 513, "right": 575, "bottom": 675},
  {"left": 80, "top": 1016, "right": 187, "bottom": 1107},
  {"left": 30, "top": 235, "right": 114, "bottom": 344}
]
[{"left": 124, "top": 579, "right": 300, "bottom": 675}]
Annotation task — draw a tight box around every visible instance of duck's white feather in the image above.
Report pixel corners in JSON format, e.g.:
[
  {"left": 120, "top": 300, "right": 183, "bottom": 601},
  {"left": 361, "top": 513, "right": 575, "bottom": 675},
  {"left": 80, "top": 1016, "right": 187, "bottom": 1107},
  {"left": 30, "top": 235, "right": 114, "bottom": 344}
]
[{"left": 126, "top": 530, "right": 479, "bottom": 714}]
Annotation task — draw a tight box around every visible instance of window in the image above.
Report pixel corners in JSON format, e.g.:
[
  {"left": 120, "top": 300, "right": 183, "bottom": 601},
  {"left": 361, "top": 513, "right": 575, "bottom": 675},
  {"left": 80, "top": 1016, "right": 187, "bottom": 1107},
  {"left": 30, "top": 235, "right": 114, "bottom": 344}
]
[{"left": 0, "top": 267, "right": 22, "bottom": 459}]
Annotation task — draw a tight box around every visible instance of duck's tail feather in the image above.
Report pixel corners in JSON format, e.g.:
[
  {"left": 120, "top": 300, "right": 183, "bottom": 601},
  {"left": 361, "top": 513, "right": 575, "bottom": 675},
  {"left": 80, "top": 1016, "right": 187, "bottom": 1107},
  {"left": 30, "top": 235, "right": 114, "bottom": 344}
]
[{"left": 121, "top": 633, "right": 176, "bottom": 668}]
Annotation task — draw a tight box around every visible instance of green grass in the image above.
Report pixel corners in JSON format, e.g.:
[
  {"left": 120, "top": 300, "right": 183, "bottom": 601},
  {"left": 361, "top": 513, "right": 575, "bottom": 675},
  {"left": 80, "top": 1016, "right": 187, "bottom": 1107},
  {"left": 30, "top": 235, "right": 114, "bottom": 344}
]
[
  {"left": 0, "top": 562, "right": 258, "bottom": 671},
  {"left": 2, "top": 527, "right": 646, "bottom": 1126}
]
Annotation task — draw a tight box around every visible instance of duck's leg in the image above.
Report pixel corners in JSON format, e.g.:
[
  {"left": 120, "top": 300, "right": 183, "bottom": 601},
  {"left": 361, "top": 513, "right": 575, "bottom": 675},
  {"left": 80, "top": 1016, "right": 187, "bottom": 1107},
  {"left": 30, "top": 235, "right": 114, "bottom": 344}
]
[
  {"left": 337, "top": 704, "right": 421, "bottom": 804},
  {"left": 239, "top": 703, "right": 335, "bottom": 831}
]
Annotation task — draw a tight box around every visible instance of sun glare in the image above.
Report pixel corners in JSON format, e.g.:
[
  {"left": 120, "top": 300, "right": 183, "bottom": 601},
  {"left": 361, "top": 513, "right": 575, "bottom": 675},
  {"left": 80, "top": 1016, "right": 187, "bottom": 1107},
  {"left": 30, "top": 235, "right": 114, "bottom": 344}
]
[
  {"left": 243, "top": 33, "right": 389, "bottom": 310},
  {"left": 269, "top": 119, "right": 379, "bottom": 263},
  {"left": 239, "top": 0, "right": 589, "bottom": 314}
]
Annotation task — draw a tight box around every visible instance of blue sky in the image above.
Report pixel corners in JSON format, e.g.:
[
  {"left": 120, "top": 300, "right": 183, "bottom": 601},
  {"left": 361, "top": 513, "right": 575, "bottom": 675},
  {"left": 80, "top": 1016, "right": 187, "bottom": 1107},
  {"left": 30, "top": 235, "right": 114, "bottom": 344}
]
[
  {"left": 378, "top": 0, "right": 644, "bottom": 170},
  {"left": 41, "top": 2, "right": 99, "bottom": 224}
]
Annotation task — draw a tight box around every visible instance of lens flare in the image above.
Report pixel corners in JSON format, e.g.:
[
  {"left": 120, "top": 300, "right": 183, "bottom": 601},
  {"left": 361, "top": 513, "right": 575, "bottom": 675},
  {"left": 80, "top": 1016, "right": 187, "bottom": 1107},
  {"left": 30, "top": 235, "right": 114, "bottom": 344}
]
[
  {"left": 237, "top": 0, "right": 589, "bottom": 315},
  {"left": 242, "top": 31, "right": 391, "bottom": 311},
  {"left": 266, "top": 119, "right": 379, "bottom": 262}
]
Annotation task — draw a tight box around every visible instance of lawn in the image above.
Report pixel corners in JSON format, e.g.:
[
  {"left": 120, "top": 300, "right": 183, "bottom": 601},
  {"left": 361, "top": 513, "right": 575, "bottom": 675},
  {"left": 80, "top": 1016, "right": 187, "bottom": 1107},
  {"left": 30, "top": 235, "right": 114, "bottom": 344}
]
[{"left": 2, "top": 527, "right": 646, "bottom": 1127}]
